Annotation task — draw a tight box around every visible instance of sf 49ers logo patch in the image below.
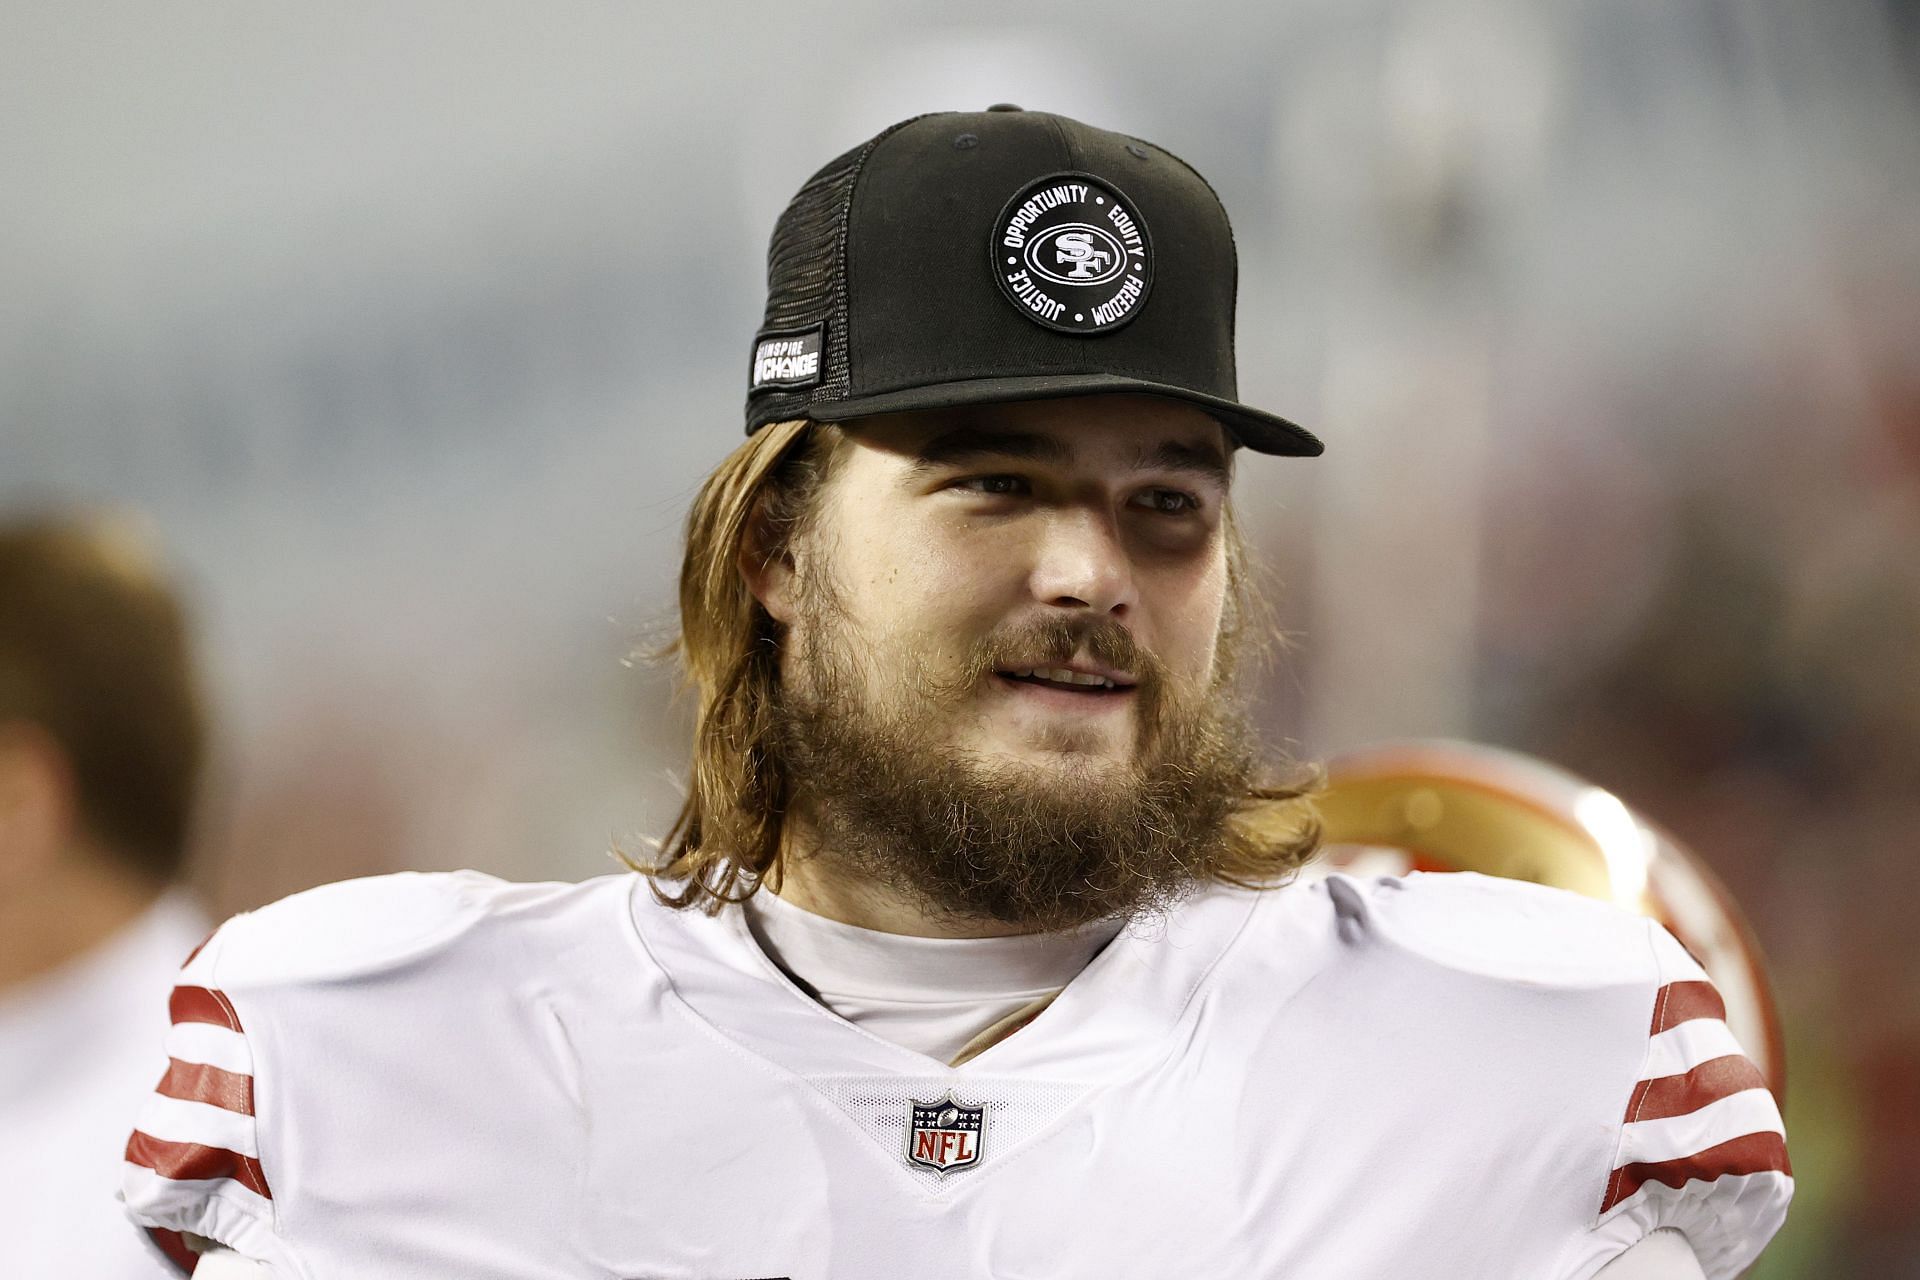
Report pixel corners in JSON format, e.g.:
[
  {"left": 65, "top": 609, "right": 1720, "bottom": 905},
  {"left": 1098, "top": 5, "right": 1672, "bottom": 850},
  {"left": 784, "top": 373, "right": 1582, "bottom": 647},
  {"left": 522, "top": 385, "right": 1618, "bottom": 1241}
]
[
  {"left": 992, "top": 172, "right": 1153, "bottom": 335},
  {"left": 907, "top": 1093, "right": 986, "bottom": 1172}
]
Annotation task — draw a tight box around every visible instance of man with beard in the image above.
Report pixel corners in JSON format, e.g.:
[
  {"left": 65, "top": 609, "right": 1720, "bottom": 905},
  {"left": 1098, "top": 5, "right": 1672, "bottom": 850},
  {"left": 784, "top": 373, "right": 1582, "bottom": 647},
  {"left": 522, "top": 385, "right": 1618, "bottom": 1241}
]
[{"left": 123, "top": 109, "right": 1787, "bottom": 1279}]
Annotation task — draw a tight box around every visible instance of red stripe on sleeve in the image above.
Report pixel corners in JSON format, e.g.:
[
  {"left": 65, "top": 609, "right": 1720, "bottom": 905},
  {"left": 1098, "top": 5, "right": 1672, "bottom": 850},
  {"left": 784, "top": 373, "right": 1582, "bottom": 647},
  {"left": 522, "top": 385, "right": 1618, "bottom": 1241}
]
[
  {"left": 125, "top": 1130, "right": 274, "bottom": 1201},
  {"left": 147, "top": 1226, "right": 200, "bottom": 1274},
  {"left": 1648, "top": 980, "right": 1725, "bottom": 1035},
  {"left": 157, "top": 1058, "right": 255, "bottom": 1115},
  {"left": 1624, "top": 1053, "right": 1769, "bottom": 1125},
  {"left": 1601, "top": 1131, "right": 1790, "bottom": 1214},
  {"left": 169, "top": 986, "right": 244, "bottom": 1033}
]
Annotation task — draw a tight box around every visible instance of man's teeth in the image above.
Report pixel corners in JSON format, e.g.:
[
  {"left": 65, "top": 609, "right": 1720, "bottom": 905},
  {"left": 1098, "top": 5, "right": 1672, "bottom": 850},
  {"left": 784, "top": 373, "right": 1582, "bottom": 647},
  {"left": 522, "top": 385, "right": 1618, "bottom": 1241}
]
[{"left": 1010, "top": 668, "right": 1119, "bottom": 689}]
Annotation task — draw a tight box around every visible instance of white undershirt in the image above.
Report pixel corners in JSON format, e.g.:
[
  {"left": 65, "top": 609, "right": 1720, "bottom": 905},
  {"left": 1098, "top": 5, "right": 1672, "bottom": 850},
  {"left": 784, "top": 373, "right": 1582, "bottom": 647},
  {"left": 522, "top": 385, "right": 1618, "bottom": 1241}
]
[{"left": 742, "top": 890, "right": 1122, "bottom": 1065}]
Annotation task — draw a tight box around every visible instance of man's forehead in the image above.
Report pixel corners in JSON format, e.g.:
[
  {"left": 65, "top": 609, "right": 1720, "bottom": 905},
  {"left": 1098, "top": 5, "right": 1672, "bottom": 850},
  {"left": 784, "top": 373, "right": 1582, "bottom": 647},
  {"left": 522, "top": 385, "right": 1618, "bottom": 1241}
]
[{"left": 845, "top": 397, "right": 1234, "bottom": 480}]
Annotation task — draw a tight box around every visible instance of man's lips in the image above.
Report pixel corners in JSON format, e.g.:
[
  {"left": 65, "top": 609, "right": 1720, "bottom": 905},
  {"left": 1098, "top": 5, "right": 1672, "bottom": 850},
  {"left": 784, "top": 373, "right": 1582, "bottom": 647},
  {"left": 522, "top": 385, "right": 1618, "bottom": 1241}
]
[
  {"left": 998, "top": 667, "right": 1128, "bottom": 706},
  {"left": 998, "top": 660, "right": 1128, "bottom": 690}
]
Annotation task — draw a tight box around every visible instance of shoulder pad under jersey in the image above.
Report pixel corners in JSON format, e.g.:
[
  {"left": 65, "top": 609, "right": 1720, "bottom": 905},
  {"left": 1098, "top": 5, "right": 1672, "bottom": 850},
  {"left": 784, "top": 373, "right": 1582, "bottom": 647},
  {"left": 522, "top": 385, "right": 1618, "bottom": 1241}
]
[
  {"left": 123, "top": 870, "right": 592, "bottom": 1272},
  {"left": 1320, "top": 870, "right": 1664, "bottom": 987},
  {"left": 188, "top": 870, "right": 518, "bottom": 990}
]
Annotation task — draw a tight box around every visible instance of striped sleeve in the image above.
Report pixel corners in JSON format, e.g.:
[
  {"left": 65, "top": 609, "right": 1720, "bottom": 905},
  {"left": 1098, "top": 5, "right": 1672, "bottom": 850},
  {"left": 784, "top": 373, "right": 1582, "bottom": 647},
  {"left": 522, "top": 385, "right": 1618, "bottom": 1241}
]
[
  {"left": 122, "top": 935, "right": 287, "bottom": 1274},
  {"left": 1582, "top": 924, "right": 1792, "bottom": 1280}
]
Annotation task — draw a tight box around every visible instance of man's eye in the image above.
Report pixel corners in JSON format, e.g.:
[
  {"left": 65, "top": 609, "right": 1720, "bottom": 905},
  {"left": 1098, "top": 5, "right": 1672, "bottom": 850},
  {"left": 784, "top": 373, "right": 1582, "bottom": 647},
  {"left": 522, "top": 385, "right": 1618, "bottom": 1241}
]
[
  {"left": 955, "top": 475, "right": 1030, "bottom": 496},
  {"left": 1133, "top": 488, "right": 1201, "bottom": 515}
]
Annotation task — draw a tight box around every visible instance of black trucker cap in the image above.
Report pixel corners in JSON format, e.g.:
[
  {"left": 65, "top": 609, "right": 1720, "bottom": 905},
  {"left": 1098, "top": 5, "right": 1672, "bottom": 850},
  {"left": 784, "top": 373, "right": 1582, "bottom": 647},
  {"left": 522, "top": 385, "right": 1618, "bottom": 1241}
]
[{"left": 744, "top": 106, "right": 1322, "bottom": 456}]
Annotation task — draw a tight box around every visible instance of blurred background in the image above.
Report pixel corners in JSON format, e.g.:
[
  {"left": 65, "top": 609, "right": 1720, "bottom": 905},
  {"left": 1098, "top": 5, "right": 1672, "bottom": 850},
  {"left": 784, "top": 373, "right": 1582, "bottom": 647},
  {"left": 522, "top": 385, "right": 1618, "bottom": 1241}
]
[{"left": 4, "top": 0, "right": 1915, "bottom": 1271}]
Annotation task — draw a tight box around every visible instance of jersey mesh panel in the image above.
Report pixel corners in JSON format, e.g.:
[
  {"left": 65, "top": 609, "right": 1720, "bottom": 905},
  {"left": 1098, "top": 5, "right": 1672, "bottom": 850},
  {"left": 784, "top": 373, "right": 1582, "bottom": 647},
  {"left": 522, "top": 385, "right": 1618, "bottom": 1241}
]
[
  {"left": 812, "top": 1075, "right": 1085, "bottom": 1195},
  {"left": 747, "top": 115, "right": 932, "bottom": 431}
]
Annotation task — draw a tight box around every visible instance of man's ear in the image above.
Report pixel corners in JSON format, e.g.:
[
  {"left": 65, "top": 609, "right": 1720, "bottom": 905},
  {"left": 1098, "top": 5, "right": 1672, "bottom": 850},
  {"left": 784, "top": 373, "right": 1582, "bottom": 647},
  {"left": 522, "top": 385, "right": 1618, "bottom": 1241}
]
[
  {"left": 737, "top": 494, "right": 800, "bottom": 626},
  {"left": 0, "top": 722, "right": 78, "bottom": 891}
]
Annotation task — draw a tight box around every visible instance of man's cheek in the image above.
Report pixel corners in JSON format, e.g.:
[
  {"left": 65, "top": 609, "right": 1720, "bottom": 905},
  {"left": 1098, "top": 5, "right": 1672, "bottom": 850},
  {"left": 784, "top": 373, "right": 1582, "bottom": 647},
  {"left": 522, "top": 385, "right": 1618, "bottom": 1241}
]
[{"left": 1171, "top": 637, "right": 1224, "bottom": 696}]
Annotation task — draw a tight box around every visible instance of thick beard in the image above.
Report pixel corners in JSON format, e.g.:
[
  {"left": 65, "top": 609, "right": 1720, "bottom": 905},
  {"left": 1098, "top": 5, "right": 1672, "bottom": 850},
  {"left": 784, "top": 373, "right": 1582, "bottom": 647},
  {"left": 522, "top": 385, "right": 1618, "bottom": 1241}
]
[{"left": 771, "top": 596, "right": 1261, "bottom": 933}]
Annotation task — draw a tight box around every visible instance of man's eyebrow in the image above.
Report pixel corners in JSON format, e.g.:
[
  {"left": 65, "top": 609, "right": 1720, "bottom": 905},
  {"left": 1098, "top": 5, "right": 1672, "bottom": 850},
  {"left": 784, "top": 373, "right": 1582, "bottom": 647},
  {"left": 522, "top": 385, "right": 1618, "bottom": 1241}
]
[
  {"left": 909, "top": 428, "right": 1072, "bottom": 471},
  {"left": 1134, "top": 439, "right": 1232, "bottom": 487}
]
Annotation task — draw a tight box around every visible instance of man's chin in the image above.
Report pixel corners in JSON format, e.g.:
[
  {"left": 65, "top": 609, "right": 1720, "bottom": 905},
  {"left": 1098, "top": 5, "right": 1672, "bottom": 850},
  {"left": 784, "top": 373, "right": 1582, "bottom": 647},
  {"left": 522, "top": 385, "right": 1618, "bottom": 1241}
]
[{"left": 970, "top": 729, "right": 1138, "bottom": 771}]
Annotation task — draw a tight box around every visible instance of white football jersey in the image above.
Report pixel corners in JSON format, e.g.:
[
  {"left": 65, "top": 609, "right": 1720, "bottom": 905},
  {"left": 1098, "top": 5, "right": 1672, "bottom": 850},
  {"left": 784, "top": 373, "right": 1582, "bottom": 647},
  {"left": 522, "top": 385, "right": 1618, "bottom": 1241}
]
[{"left": 121, "top": 869, "right": 1790, "bottom": 1278}]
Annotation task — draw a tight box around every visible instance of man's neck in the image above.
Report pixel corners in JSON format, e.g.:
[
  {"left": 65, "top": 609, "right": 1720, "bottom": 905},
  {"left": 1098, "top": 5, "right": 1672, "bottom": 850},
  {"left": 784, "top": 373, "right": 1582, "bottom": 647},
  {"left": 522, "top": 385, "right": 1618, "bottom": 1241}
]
[
  {"left": 772, "top": 823, "right": 1035, "bottom": 939},
  {"left": 0, "top": 851, "right": 164, "bottom": 992}
]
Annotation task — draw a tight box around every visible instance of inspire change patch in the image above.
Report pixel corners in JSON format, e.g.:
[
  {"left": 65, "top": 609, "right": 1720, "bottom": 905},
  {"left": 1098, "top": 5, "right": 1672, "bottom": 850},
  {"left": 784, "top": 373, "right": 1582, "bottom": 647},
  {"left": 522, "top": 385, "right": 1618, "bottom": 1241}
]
[
  {"left": 992, "top": 173, "right": 1153, "bottom": 335},
  {"left": 750, "top": 326, "right": 824, "bottom": 391}
]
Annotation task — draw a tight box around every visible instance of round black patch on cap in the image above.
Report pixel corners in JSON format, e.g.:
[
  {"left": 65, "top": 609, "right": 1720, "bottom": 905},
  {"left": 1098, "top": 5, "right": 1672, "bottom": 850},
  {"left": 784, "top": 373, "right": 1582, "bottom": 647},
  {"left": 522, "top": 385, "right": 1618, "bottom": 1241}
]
[{"left": 992, "top": 172, "right": 1153, "bottom": 335}]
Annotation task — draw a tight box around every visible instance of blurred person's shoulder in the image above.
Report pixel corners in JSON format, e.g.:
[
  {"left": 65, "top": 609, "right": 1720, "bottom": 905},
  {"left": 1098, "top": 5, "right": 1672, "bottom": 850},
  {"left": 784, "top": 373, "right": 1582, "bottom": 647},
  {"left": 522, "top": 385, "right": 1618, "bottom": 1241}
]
[{"left": 188, "top": 869, "right": 637, "bottom": 991}]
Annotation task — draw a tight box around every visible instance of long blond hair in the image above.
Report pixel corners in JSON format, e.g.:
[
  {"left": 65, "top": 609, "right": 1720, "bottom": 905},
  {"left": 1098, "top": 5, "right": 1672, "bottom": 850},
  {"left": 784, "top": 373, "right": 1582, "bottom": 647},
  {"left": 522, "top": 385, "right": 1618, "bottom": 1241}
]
[{"left": 646, "top": 419, "right": 1319, "bottom": 911}]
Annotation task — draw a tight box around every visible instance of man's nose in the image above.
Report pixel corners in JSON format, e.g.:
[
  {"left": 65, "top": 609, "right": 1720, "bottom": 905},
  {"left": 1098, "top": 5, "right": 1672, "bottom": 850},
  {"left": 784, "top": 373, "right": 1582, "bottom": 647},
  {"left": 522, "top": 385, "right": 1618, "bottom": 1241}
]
[{"left": 1027, "top": 509, "right": 1136, "bottom": 616}]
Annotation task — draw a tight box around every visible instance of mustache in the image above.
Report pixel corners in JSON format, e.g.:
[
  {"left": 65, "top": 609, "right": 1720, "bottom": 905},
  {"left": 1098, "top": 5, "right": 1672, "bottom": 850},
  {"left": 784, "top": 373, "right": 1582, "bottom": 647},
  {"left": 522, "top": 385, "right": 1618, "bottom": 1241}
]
[{"left": 928, "top": 616, "right": 1166, "bottom": 701}]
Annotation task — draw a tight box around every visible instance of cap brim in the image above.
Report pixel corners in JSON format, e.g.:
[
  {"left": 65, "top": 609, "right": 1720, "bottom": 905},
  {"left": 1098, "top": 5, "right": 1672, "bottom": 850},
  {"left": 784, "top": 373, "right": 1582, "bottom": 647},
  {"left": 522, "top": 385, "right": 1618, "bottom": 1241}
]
[{"left": 804, "top": 373, "right": 1323, "bottom": 457}]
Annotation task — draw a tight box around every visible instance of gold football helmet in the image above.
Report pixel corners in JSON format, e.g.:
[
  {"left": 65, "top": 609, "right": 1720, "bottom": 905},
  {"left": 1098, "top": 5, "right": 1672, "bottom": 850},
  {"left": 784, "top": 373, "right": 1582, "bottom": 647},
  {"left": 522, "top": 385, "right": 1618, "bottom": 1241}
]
[{"left": 1314, "top": 739, "right": 1786, "bottom": 1093}]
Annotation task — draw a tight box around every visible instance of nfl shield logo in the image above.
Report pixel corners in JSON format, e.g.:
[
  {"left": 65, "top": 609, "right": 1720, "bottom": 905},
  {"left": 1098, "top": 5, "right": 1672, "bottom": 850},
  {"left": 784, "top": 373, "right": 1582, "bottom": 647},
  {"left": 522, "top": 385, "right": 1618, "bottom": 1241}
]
[{"left": 907, "top": 1093, "right": 985, "bottom": 1172}]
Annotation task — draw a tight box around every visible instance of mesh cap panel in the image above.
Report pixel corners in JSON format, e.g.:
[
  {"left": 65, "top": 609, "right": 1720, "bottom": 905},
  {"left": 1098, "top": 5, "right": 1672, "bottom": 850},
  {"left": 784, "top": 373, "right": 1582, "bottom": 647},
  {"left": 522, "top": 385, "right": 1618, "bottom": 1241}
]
[{"left": 748, "top": 116, "right": 931, "bottom": 431}]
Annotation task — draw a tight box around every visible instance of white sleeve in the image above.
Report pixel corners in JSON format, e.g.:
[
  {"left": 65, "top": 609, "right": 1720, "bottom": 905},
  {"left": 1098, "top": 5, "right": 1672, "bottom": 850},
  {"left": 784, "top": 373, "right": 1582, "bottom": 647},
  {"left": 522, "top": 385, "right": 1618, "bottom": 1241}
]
[
  {"left": 1591, "top": 1230, "right": 1708, "bottom": 1280},
  {"left": 121, "top": 927, "right": 293, "bottom": 1270}
]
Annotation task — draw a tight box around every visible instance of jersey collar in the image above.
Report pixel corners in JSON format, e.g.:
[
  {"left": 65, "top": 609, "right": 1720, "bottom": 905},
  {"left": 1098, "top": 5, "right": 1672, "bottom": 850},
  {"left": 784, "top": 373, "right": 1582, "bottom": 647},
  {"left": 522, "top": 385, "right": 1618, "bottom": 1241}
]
[{"left": 627, "top": 877, "right": 1264, "bottom": 1084}]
